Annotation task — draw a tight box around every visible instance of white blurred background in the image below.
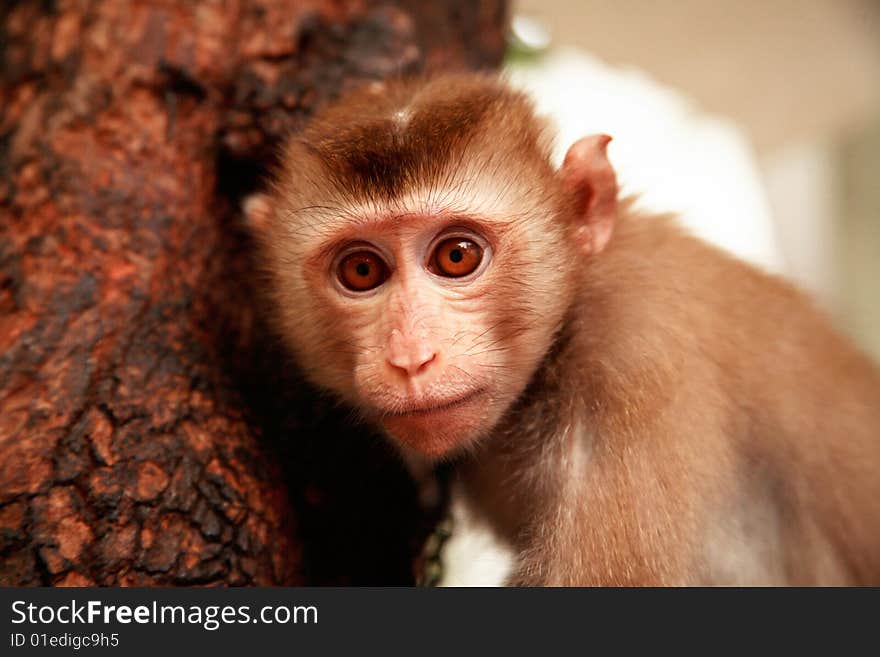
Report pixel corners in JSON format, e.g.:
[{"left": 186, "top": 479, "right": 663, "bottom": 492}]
[{"left": 506, "top": 0, "right": 880, "bottom": 361}]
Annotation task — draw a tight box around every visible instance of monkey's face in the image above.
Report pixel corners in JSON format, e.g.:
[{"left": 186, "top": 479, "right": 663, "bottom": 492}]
[
  {"left": 259, "top": 188, "right": 574, "bottom": 459},
  {"left": 250, "top": 74, "right": 614, "bottom": 458}
]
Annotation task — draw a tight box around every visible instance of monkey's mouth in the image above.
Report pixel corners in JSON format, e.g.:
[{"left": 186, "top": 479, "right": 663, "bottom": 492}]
[
  {"left": 381, "top": 388, "right": 486, "bottom": 418},
  {"left": 378, "top": 388, "right": 491, "bottom": 457}
]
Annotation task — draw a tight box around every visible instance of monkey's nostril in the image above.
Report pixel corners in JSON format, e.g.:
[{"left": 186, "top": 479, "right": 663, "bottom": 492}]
[{"left": 415, "top": 352, "right": 437, "bottom": 375}]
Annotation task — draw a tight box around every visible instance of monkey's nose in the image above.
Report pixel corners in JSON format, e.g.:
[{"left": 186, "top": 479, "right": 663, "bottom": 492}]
[
  {"left": 386, "top": 330, "right": 438, "bottom": 378},
  {"left": 388, "top": 351, "right": 437, "bottom": 378}
]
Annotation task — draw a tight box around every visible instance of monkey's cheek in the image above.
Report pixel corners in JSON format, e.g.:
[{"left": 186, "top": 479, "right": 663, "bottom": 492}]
[{"left": 380, "top": 405, "right": 489, "bottom": 458}]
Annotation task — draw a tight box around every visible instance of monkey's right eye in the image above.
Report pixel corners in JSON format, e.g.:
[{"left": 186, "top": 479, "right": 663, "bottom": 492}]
[{"left": 338, "top": 251, "right": 389, "bottom": 291}]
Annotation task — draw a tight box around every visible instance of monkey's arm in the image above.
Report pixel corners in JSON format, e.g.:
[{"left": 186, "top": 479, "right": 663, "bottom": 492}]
[{"left": 507, "top": 434, "right": 720, "bottom": 586}]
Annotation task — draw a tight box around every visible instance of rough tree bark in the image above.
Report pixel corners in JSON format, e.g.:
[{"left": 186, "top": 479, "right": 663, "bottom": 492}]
[{"left": 0, "top": 0, "right": 507, "bottom": 586}]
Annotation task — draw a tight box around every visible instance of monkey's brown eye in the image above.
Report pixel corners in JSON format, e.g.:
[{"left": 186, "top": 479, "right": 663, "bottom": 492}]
[
  {"left": 431, "top": 238, "right": 483, "bottom": 278},
  {"left": 338, "top": 251, "right": 388, "bottom": 291}
]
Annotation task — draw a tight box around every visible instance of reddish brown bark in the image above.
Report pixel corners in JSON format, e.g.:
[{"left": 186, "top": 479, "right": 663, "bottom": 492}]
[{"left": 0, "top": 0, "right": 507, "bottom": 585}]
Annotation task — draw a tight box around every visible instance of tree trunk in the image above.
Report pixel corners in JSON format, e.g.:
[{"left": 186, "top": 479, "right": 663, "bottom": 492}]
[{"left": 0, "top": 0, "right": 507, "bottom": 586}]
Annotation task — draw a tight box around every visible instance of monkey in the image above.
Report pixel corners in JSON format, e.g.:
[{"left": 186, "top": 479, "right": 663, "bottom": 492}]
[{"left": 245, "top": 72, "right": 880, "bottom": 586}]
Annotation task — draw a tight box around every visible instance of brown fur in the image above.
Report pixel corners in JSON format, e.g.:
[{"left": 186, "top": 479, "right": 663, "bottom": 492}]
[
  {"left": 279, "top": 73, "right": 556, "bottom": 205},
  {"left": 463, "top": 207, "right": 880, "bottom": 585},
  {"left": 251, "top": 73, "right": 880, "bottom": 585}
]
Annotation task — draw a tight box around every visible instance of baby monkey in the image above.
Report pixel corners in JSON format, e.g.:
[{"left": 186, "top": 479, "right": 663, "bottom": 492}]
[{"left": 246, "top": 73, "right": 880, "bottom": 585}]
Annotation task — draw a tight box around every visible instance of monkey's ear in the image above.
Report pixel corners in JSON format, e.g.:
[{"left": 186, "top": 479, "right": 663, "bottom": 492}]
[
  {"left": 242, "top": 193, "right": 272, "bottom": 234},
  {"left": 560, "top": 135, "right": 618, "bottom": 255}
]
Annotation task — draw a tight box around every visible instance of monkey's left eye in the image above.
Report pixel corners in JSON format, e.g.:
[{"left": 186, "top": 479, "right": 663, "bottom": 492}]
[
  {"left": 338, "top": 251, "right": 389, "bottom": 291},
  {"left": 430, "top": 238, "right": 483, "bottom": 278}
]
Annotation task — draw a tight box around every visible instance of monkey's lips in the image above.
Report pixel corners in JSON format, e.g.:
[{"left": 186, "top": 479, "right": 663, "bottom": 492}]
[
  {"left": 377, "top": 388, "right": 488, "bottom": 456},
  {"left": 383, "top": 388, "right": 485, "bottom": 417}
]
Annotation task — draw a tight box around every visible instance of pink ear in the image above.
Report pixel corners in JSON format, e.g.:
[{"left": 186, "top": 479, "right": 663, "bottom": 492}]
[
  {"left": 243, "top": 193, "right": 272, "bottom": 233},
  {"left": 560, "top": 135, "right": 618, "bottom": 255}
]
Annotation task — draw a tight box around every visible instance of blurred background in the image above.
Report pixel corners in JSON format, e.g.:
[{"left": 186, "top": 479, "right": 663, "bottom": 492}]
[{"left": 505, "top": 0, "right": 880, "bottom": 361}]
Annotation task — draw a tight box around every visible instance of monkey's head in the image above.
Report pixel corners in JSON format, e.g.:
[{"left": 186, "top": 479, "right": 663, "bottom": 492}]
[{"left": 246, "top": 74, "right": 617, "bottom": 459}]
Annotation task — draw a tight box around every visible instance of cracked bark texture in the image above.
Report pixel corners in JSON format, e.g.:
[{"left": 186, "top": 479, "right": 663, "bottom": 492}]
[{"left": 0, "top": 0, "right": 507, "bottom": 586}]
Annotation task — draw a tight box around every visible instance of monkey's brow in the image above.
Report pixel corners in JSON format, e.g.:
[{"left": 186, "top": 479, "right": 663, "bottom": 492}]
[{"left": 307, "top": 208, "right": 521, "bottom": 247}]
